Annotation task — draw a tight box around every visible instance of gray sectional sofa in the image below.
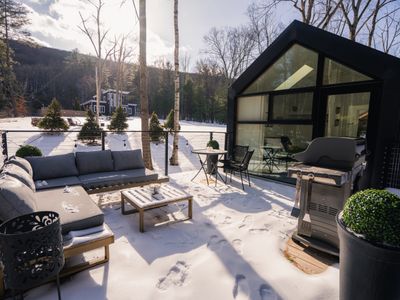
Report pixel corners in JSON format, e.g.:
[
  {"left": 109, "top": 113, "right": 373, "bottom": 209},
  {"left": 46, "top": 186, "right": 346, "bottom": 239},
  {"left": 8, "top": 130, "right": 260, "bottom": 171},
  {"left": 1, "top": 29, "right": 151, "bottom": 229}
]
[{"left": 0, "top": 149, "right": 162, "bottom": 233}]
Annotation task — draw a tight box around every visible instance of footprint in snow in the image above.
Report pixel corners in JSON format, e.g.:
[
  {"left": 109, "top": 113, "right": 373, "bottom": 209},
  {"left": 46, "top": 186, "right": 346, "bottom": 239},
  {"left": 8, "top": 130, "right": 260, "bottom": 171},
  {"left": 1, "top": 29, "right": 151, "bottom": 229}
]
[
  {"left": 207, "top": 235, "right": 227, "bottom": 251},
  {"left": 232, "top": 239, "right": 243, "bottom": 254},
  {"left": 259, "top": 283, "right": 280, "bottom": 300},
  {"left": 238, "top": 215, "right": 253, "bottom": 229},
  {"left": 233, "top": 274, "right": 249, "bottom": 299},
  {"left": 156, "top": 261, "right": 190, "bottom": 291}
]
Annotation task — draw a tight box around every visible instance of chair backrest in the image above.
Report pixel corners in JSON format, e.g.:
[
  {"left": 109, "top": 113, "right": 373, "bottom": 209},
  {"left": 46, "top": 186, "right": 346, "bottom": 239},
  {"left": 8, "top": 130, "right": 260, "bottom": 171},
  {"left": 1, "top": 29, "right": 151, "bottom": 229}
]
[
  {"left": 233, "top": 145, "right": 249, "bottom": 163},
  {"left": 280, "top": 136, "right": 292, "bottom": 152},
  {"left": 242, "top": 150, "right": 255, "bottom": 170}
]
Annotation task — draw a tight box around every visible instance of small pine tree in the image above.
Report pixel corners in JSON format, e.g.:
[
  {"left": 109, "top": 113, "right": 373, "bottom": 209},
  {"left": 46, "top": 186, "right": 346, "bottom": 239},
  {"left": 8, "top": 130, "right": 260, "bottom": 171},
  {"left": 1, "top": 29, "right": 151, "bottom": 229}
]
[
  {"left": 78, "top": 109, "right": 103, "bottom": 144},
  {"left": 37, "top": 98, "right": 69, "bottom": 131},
  {"left": 108, "top": 106, "right": 128, "bottom": 132},
  {"left": 149, "top": 112, "right": 164, "bottom": 142},
  {"left": 164, "top": 109, "right": 174, "bottom": 132}
]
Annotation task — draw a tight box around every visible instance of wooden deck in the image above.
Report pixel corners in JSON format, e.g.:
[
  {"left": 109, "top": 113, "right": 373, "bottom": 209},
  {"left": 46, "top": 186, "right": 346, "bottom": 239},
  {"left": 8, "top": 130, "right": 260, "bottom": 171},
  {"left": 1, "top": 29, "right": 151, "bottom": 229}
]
[{"left": 284, "top": 237, "right": 338, "bottom": 274}]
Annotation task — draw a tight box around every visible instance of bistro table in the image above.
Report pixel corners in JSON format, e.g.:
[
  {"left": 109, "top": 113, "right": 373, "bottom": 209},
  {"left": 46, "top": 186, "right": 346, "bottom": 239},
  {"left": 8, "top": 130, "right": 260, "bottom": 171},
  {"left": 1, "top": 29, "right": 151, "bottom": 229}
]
[
  {"left": 262, "top": 145, "right": 283, "bottom": 172},
  {"left": 191, "top": 148, "right": 228, "bottom": 186}
]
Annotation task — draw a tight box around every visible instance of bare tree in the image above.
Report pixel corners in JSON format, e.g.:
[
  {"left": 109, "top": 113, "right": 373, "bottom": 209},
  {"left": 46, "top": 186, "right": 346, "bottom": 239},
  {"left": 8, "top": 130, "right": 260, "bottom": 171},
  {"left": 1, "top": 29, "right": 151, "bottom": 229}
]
[
  {"left": 170, "top": 0, "right": 180, "bottom": 165},
  {"left": 339, "top": 0, "right": 398, "bottom": 42},
  {"left": 375, "top": 12, "right": 400, "bottom": 54},
  {"left": 138, "top": 0, "right": 153, "bottom": 169},
  {"left": 111, "top": 35, "right": 133, "bottom": 107},
  {"left": 255, "top": 0, "right": 342, "bottom": 29},
  {"left": 203, "top": 26, "right": 255, "bottom": 82},
  {"left": 78, "top": 0, "right": 114, "bottom": 123},
  {"left": 247, "top": 2, "right": 283, "bottom": 57}
]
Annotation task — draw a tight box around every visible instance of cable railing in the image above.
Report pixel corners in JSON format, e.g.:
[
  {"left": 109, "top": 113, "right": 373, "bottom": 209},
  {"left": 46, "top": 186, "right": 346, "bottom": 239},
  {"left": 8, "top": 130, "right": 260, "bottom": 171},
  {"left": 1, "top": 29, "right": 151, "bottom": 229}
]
[{"left": 1, "top": 130, "right": 230, "bottom": 176}]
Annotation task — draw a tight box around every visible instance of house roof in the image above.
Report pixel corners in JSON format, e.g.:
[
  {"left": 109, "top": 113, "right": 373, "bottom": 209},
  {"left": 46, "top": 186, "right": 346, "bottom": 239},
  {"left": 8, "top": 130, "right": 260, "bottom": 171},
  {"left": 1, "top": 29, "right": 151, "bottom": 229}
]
[
  {"left": 230, "top": 20, "right": 400, "bottom": 96},
  {"left": 80, "top": 99, "right": 106, "bottom": 106}
]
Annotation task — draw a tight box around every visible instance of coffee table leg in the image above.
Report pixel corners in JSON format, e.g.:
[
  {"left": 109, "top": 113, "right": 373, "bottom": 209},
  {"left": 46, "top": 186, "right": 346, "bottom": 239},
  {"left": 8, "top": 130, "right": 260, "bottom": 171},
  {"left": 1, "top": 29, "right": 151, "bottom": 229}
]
[
  {"left": 188, "top": 198, "right": 193, "bottom": 219},
  {"left": 139, "top": 210, "right": 144, "bottom": 232}
]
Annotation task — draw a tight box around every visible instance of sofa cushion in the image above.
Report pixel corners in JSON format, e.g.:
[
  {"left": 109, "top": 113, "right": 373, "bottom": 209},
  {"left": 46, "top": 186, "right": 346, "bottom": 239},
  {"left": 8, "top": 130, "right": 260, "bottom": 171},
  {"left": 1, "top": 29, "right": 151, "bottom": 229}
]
[
  {"left": 0, "top": 175, "right": 37, "bottom": 222},
  {"left": 78, "top": 169, "right": 158, "bottom": 189},
  {"left": 112, "top": 150, "right": 145, "bottom": 171},
  {"left": 35, "top": 176, "right": 81, "bottom": 191},
  {"left": 6, "top": 156, "right": 33, "bottom": 176},
  {"left": 26, "top": 153, "right": 79, "bottom": 181},
  {"left": 76, "top": 150, "right": 114, "bottom": 175},
  {"left": 1, "top": 163, "right": 35, "bottom": 191},
  {"left": 35, "top": 185, "right": 104, "bottom": 234}
]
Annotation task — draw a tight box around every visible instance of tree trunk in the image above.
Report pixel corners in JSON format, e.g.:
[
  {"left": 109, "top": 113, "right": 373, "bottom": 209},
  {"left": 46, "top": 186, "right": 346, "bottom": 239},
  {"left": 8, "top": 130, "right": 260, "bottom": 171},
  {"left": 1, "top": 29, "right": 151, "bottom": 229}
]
[
  {"left": 170, "top": 0, "right": 180, "bottom": 166},
  {"left": 139, "top": 0, "right": 153, "bottom": 170},
  {"left": 95, "top": 65, "right": 101, "bottom": 123}
]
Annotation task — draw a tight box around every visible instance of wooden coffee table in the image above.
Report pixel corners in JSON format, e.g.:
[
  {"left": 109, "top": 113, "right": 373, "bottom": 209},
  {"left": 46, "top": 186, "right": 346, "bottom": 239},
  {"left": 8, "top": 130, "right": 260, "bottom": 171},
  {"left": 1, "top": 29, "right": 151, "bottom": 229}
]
[{"left": 120, "top": 184, "right": 193, "bottom": 232}]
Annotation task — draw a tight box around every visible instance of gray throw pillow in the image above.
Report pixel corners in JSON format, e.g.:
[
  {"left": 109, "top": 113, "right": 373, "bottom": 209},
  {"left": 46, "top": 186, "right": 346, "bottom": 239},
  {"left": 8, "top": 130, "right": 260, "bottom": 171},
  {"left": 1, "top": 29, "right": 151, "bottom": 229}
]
[
  {"left": 76, "top": 150, "right": 114, "bottom": 175},
  {"left": 6, "top": 156, "right": 33, "bottom": 176},
  {"left": 26, "top": 153, "right": 79, "bottom": 181},
  {"left": 1, "top": 163, "right": 35, "bottom": 191},
  {"left": 112, "top": 150, "right": 145, "bottom": 171},
  {"left": 0, "top": 175, "right": 37, "bottom": 222}
]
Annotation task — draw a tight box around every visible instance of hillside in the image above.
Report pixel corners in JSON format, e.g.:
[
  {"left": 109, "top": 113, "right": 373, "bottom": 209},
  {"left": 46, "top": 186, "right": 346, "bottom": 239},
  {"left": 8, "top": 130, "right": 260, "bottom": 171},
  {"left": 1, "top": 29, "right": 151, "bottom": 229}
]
[{"left": 10, "top": 41, "right": 228, "bottom": 122}]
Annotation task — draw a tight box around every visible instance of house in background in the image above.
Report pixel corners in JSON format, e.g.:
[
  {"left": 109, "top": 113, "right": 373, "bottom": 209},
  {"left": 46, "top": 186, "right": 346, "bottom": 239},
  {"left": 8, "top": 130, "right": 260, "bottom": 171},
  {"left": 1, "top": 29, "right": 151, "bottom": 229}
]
[
  {"left": 80, "top": 89, "right": 137, "bottom": 116},
  {"left": 227, "top": 20, "right": 400, "bottom": 188}
]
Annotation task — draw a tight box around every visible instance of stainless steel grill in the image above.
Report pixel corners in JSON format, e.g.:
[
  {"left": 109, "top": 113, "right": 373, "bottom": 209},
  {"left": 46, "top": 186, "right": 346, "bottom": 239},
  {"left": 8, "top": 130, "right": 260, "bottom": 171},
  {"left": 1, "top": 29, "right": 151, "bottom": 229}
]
[{"left": 288, "top": 137, "right": 366, "bottom": 256}]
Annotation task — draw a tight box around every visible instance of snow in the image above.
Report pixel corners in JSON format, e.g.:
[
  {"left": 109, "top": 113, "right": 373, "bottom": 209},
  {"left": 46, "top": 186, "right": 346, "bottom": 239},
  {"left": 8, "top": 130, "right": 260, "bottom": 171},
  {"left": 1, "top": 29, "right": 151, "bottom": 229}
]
[{"left": 0, "top": 117, "right": 339, "bottom": 300}]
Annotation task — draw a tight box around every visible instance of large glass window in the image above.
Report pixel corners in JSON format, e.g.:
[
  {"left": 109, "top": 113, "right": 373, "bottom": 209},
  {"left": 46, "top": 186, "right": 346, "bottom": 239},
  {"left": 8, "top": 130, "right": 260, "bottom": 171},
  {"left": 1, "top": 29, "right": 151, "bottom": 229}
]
[
  {"left": 237, "top": 95, "right": 268, "bottom": 121},
  {"left": 325, "top": 92, "right": 370, "bottom": 138},
  {"left": 244, "top": 44, "right": 318, "bottom": 94},
  {"left": 272, "top": 92, "right": 313, "bottom": 120},
  {"left": 323, "top": 58, "right": 372, "bottom": 85},
  {"left": 236, "top": 124, "right": 312, "bottom": 174}
]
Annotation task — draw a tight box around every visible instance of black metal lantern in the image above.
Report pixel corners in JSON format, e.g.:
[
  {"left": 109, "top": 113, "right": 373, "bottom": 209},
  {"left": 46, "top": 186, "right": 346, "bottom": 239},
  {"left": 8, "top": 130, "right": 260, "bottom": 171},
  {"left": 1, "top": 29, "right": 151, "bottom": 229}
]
[{"left": 0, "top": 211, "right": 64, "bottom": 299}]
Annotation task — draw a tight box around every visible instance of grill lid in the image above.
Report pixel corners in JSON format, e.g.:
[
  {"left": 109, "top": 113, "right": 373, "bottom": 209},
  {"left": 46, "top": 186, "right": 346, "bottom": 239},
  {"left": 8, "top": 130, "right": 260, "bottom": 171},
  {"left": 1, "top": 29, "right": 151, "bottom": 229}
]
[{"left": 294, "top": 137, "right": 366, "bottom": 171}]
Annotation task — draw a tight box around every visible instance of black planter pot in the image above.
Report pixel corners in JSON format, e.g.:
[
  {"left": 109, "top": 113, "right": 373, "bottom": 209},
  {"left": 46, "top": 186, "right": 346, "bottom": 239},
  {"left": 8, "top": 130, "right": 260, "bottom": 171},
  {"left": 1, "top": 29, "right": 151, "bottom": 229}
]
[
  {"left": 206, "top": 154, "right": 218, "bottom": 174},
  {"left": 336, "top": 213, "right": 400, "bottom": 300}
]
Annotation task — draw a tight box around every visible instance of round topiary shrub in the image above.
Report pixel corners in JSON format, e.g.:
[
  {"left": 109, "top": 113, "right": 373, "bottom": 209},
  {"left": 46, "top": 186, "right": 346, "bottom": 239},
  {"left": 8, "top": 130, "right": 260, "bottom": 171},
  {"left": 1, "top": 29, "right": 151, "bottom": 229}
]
[
  {"left": 15, "top": 145, "right": 42, "bottom": 158},
  {"left": 342, "top": 189, "right": 400, "bottom": 247},
  {"left": 206, "top": 140, "right": 219, "bottom": 150}
]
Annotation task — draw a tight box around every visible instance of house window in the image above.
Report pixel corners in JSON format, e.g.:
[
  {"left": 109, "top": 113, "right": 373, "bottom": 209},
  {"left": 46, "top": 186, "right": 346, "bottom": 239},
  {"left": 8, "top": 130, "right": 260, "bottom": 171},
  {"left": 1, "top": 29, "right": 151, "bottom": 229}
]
[
  {"left": 323, "top": 58, "right": 372, "bottom": 85},
  {"left": 128, "top": 108, "right": 132, "bottom": 115},
  {"left": 100, "top": 106, "right": 105, "bottom": 113},
  {"left": 244, "top": 44, "right": 318, "bottom": 94},
  {"left": 237, "top": 95, "right": 268, "bottom": 121},
  {"left": 93, "top": 105, "right": 96, "bottom": 112}
]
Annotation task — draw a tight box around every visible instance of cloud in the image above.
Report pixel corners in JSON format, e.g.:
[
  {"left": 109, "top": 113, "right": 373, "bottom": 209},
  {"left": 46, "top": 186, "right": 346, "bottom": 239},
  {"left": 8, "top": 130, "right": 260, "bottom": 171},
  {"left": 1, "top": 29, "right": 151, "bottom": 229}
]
[{"left": 22, "top": 0, "right": 179, "bottom": 63}]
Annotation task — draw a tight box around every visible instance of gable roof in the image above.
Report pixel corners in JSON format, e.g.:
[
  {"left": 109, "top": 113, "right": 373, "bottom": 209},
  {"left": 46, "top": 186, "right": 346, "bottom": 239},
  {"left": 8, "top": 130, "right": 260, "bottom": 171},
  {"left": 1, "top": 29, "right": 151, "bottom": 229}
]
[{"left": 230, "top": 20, "right": 400, "bottom": 96}]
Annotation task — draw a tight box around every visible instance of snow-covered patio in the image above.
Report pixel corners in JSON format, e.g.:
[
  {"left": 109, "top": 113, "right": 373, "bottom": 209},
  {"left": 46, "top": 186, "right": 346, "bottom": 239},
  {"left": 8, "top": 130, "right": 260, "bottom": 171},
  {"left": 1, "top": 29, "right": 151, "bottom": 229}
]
[{"left": 25, "top": 171, "right": 338, "bottom": 300}]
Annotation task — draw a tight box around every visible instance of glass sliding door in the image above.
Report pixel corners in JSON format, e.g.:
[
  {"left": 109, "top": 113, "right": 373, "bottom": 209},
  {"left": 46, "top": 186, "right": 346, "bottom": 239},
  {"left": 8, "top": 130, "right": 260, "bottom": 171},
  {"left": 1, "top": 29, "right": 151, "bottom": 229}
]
[{"left": 325, "top": 92, "right": 370, "bottom": 138}]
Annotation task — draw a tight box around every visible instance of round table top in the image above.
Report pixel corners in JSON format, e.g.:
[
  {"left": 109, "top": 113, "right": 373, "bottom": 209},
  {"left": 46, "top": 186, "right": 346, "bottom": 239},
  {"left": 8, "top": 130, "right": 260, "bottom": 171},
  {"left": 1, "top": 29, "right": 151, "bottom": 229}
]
[{"left": 192, "top": 148, "right": 228, "bottom": 155}]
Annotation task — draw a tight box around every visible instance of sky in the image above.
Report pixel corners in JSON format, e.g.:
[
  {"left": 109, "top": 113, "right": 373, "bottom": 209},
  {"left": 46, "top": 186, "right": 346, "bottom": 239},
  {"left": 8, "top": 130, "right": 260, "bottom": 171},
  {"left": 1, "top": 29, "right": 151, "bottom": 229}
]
[{"left": 21, "top": 0, "right": 259, "bottom": 71}]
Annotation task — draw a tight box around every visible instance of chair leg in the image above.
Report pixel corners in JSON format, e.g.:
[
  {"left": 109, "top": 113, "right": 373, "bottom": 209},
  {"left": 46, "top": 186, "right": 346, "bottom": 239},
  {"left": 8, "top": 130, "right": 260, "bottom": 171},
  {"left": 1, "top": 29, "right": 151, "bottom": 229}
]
[
  {"left": 56, "top": 274, "right": 62, "bottom": 300},
  {"left": 247, "top": 170, "right": 251, "bottom": 187},
  {"left": 240, "top": 171, "right": 244, "bottom": 190}
]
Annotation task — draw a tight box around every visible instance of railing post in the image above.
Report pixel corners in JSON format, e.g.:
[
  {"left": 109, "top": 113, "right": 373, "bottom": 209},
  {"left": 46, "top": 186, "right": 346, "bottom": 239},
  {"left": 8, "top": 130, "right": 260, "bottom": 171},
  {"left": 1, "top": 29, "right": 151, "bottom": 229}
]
[
  {"left": 101, "top": 132, "right": 105, "bottom": 150},
  {"left": 2, "top": 131, "right": 8, "bottom": 161},
  {"left": 209, "top": 132, "right": 213, "bottom": 141},
  {"left": 165, "top": 131, "right": 169, "bottom": 176}
]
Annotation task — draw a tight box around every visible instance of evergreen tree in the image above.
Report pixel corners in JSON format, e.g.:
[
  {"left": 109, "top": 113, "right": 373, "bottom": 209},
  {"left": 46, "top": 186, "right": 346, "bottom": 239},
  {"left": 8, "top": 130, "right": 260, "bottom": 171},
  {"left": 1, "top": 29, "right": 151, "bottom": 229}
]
[
  {"left": 164, "top": 109, "right": 174, "bottom": 131},
  {"left": 149, "top": 111, "right": 164, "bottom": 142},
  {"left": 108, "top": 106, "right": 128, "bottom": 132},
  {"left": 78, "top": 109, "right": 103, "bottom": 143},
  {"left": 37, "top": 98, "right": 69, "bottom": 131}
]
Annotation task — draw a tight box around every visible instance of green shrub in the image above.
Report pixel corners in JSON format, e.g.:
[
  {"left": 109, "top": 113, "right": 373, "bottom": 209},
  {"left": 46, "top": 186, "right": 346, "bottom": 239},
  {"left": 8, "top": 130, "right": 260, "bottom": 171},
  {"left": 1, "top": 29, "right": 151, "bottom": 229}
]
[
  {"left": 342, "top": 189, "right": 400, "bottom": 247},
  {"left": 15, "top": 145, "right": 42, "bottom": 158},
  {"left": 207, "top": 140, "right": 219, "bottom": 150},
  {"left": 108, "top": 106, "right": 128, "bottom": 132},
  {"left": 164, "top": 109, "right": 174, "bottom": 131},
  {"left": 149, "top": 112, "right": 164, "bottom": 142},
  {"left": 37, "top": 98, "right": 69, "bottom": 131},
  {"left": 78, "top": 109, "right": 103, "bottom": 143}
]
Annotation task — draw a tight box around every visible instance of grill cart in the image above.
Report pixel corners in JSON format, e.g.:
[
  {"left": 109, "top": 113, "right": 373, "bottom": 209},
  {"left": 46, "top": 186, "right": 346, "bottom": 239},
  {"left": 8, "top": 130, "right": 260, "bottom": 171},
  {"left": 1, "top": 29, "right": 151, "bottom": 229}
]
[{"left": 288, "top": 137, "right": 366, "bottom": 256}]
